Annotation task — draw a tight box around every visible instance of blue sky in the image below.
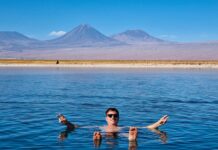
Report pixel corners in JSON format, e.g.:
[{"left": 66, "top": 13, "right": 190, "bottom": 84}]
[{"left": 0, "top": 0, "right": 218, "bottom": 42}]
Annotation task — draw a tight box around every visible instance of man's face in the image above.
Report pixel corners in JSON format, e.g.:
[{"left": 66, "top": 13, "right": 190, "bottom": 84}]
[{"left": 106, "top": 110, "right": 119, "bottom": 126}]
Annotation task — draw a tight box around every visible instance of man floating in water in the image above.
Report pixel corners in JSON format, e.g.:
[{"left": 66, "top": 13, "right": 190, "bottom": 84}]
[{"left": 57, "top": 107, "right": 168, "bottom": 144}]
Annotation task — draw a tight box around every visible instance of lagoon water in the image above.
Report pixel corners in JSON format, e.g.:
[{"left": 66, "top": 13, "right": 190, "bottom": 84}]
[{"left": 0, "top": 67, "right": 218, "bottom": 150}]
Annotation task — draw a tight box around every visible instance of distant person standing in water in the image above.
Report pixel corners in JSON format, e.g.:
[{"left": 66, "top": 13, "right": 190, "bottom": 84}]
[{"left": 57, "top": 107, "right": 168, "bottom": 144}]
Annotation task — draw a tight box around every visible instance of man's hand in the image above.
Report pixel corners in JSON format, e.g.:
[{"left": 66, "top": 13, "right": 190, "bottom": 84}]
[
  {"left": 157, "top": 115, "right": 168, "bottom": 126},
  {"left": 57, "top": 114, "right": 68, "bottom": 124},
  {"left": 146, "top": 115, "right": 169, "bottom": 129}
]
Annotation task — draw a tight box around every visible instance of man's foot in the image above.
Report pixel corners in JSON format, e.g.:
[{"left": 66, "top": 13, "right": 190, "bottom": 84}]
[
  {"left": 128, "top": 127, "right": 138, "bottom": 141},
  {"left": 93, "top": 131, "right": 102, "bottom": 148},
  {"left": 93, "top": 131, "right": 102, "bottom": 140}
]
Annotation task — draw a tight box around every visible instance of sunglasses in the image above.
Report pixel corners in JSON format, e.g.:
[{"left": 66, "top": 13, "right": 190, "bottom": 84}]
[{"left": 107, "top": 114, "right": 119, "bottom": 118}]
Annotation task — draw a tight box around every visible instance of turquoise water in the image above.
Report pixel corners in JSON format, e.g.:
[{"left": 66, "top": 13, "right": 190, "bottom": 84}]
[{"left": 0, "top": 67, "right": 218, "bottom": 149}]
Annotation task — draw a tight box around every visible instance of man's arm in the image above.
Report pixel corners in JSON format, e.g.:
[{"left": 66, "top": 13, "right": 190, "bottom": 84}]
[
  {"left": 57, "top": 114, "right": 77, "bottom": 130},
  {"left": 146, "top": 115, "right": 168, "bottom": 129}
]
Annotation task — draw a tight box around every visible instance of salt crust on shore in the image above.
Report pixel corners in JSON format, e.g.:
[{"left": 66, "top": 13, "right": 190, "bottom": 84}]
[{"left": 0, "top": 64, "right": 218, "bottom": 68}]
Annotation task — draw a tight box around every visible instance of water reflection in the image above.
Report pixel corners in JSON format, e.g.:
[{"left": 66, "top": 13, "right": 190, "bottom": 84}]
[
  {"left": 58, "top": 127, "right": 167, "bottom": 149},
  {"left": 150, "top": 129, "right": 168, "bottom": 144},
  {"left": 129, "top": 141, "right": 137, "bottom": 150},
  {"left": 104, "top": 132, "right": 119, "bottom": 149},
  {"left": 58, "top": 128, "right": 75, "bottom": 141},
  {"left": 93, "top": 139, "right": 102, "bottom": 148}
]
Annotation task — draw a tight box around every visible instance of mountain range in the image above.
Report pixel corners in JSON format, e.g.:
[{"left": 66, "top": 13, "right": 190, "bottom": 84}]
[
  {"left": 111, "top": 29, "right": 164, "bottom": 44},
  {"left": 0, "top": 24, "right": 165, "bottom": 50},
  {"left": 48, "top": 24, "right": 122, "bottom": 47},
  {"left": 0, "top": 24, "right": 218, "bottom": 60}
]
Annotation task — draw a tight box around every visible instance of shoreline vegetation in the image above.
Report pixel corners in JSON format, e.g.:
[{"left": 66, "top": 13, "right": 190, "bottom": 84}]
[{"left": 0, "top": 59, "right": 218, "bottom": 68}]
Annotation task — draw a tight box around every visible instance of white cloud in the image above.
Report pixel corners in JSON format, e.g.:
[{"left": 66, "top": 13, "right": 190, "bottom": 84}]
[{"left": 49, "top": 31, "right": 66, "bottom": 37}]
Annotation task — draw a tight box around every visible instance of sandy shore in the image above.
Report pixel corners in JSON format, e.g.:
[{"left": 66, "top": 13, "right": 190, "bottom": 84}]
[
  {"left": 1, "top": 60, "right": 218, "bottom": 68},
  {"left": 1, "top": 63, "right": 218, "bottom": 68}
]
